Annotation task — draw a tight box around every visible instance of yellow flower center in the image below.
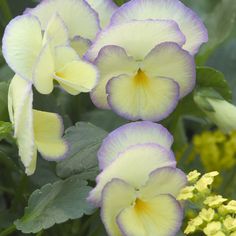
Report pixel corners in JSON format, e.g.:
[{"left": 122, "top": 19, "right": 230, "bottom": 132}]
[
  {"left": 134, "top": 198, "right": 150, "bottom": 213},
  {"left": 133, "top": 69, "right": 149, "bottom": 87}
]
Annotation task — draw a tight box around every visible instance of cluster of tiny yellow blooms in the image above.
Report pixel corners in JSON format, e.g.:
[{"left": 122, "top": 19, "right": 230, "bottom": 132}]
[
  {"left": 178, "top": 170, "right": 236, "bottom": 236},
  {"left": 193, "top": 130, "right": 236, "bottom": 171}
]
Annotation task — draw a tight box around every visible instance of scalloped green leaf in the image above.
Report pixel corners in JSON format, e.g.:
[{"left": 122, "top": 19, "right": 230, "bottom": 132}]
[
  {"left": 56, "top": 122, "right": 107, "bottom": 179},
  {"left": 14, "top": 176, "right": 93, "bottom": 234}
]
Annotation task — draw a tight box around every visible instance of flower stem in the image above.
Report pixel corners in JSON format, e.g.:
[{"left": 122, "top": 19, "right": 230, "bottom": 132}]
[{"left": 0, "top": 225, "right": 16, "bottom": 236}]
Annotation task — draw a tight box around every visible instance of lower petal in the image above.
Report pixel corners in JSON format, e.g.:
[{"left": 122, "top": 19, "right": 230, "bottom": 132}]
[
  {"left": 101, "top": 179, "right": 136, "bottom": 236},
  {"left": 54, "top": 60, "right": 98, "bottom": 95},
  {"left": 117, "top": 195, "right": 183, "bottom": 236},
  {"left": 107, "top": 75, "right": 179, "bottom": 121},
  {"left": 33, "top": 110, "right": 68, "bottom": 160}
]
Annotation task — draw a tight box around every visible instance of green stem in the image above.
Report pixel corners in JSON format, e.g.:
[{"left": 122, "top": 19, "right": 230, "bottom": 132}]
[
  {"left": 0, "top": 225, "right": 16, "bottom": 236},
  {"left": 36, "top": 230, "right": 44, "bottom": 236}
]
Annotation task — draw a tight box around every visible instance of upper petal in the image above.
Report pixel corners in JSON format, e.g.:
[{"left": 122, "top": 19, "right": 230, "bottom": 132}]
[
  {"left": 107, "top": 74, "right": 179, "bottom": 121},
  {"left": 91, "top": 45, "right": 138, "bottom": 109},
  {"left": 85, "top": 19, "right": 186, "bottom": 61},
  {"left": 33, "top": 110, "right": 68, "bottom": 161},
  {"left": 27, "top": 0, "right": 100, "bottom": 40},
  {"left": 98, "top": 121, "right": 173, "bottom": 170},
  {"left": 140, "top": 167, "right": 187, "bottom": 200},
  {"left": 117, "top": 194, "right": 183, "bottom": 236},
  {"left": 142, "top": 42, "right": 196, "bottom": 97},
  {"left": 87, "top": 143, "right": 176, "bottom": 206},
  {"left": 110, "top": 0, "right": 208, "bottom": 54},
  {"left": 71, "top": 36, "right": 91, "bottom": 57},
  {"left": 86, "top": 0, "right": 117, "bottom": 28},
  {"left": 2, "top": 14, "right": 43, "bottom": 80},
  {"left": 101, "top": 179, "right": 136, "bottom": 236}
]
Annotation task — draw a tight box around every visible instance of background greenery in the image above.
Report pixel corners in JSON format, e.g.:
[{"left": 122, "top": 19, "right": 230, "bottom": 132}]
[{"left": 0, "top": 0, "right": 236, "bottom": 235}]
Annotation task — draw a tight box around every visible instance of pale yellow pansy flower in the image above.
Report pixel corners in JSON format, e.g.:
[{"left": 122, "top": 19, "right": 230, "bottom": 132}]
[
  {"left": 8, "top": 76, "right": 68, "bottom": 175},
  {"left": 2, "top": 14, "right": 98, "bottom": 95}
]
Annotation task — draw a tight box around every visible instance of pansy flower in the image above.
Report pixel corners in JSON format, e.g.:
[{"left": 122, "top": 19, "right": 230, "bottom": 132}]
[
  {"left": 8, "top": 76, "right": 68, "bottom": 175},
  {"left": 86, "top": 19, "right": 196, "bottom": 121},
  {"left": 88, "top": 122, "right": 187, "bottom": 236},
  {"left": 2, "top": 14, "right": 98, "bottom": 95},
  {"left": 26, "top": 0, "right": 117, "bottom": 55}
]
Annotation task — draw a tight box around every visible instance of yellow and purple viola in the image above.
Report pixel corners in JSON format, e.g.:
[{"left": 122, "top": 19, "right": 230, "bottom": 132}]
[
  {"left": 86, "top": 0, "right": 208, "bottom": 122},
  {"left": 2, "top": 13, "right": 98, "bottom": 95},
  {"left": 88, "top": 121, "right": 187, "bottom": 236},
  {"left": 8, "top": 76, "right": 68, "bottom": 175},
  {"left": 25, "top": 0, "right": 118, "bottom": 55}
]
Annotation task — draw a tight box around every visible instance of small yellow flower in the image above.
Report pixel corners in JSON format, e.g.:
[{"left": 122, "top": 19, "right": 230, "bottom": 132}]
[
  {"left": 187, "top": 170, "right": 201, "bottom": 183},
  {"left": 223, "top": 216, "right": 236, "bottom": 231},
  {"left": 224, "top": 200, "right": 236, "bottom": 213},
  {"left": 203, "top": 221, "right": 222, "bottom": 235},
  {"left": 230, "top": 231, "right": 236, "bottom": 236},
  {"left": 178, "top": 186, "right": 195, "bottom": 200},
  {"left": 195, "top": 172, "right": 219, "bottom": 192},
  {"left": 204, "top": 195, "right": 228, "bottom": 208},
  {"left": 184, "top": 216, "right": 203, "bottom": 234},
  {"left": 199, "top": 208, "right": 215, "bottom": 222}
]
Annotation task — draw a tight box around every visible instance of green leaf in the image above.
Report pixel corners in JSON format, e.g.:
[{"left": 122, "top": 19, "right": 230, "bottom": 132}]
[
  {"left": 14, "top": 176, "right": 94, "bottom": 234},
  {"left": 0, "top": 81, "right": 9, "bottom": 121},
  {"left": 56, "top": 122, "right": 107, "bottom": 179},
  {"left": 196, "top": 67, "right": 232, "bottom": 102}
]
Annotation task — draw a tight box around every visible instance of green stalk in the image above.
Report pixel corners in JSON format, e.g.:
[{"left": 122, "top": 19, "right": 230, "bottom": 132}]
[{"left": 0, "top": 225, "right": 16, "bottom": 236}]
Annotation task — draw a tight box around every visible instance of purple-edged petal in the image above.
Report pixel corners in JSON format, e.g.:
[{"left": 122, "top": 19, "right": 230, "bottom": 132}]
[
  {"left": 98, "top": 121, "right": 173, "bottom": 170},
  {"left": 86, "top": 0, "right": 118, "bottom": 28},
  {"left": 27, "top": 0, "right": 100, "bottom": 40},
  {"left": 110, "top": 0, "right": 208, "bottom": 55},
  {"left": 91, "top": 46, "right": 138, "bottom": 109},
  {"left": 107, "top": 74, "right": 179, "bottom": 122},
  {"left": 2, "top": 14, "right": 42, "bottom": 80},
  {"left": 87, "top": 143, "right": 176, "bottom": 206},
  {"left": 8, "top": 76, "right": 36, "bottom": 174},
  {"left": 85, "top": 19, "right": 186, "bottom": 61},
  {"left": 117, "top": 194, "right": 183, "bottom": 236},
  {"left": 140, "top": 167, "right": 187, "bottom": 200},
  {"left": 101, "top": 179, "right": 136, "bottom": 236},
  {"left": 142, "top": 42, "right": 196, "bottom": 98},
  {"left": 33, "top": 110, "right": 68, "bottom": 161}
]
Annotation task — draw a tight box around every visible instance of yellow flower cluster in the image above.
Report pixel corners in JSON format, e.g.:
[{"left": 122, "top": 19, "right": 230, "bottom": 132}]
[
  {"left": 193, "top": 130, "right": 236, "bottom": 171},
  {"left": 179, "top": 170, "right": 236, "bottom": 236}
]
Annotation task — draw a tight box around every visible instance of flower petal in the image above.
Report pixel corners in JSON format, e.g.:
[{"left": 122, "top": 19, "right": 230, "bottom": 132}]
[
  {"left": 8, "top": 76, "right": 36, "bottom": 172},
  {"left": 110, "top": 0, "right": 208, "bottom": 54},
  {"left": 54, "top": 60, "right": 98, "bottom": 95},
  {"left": 25, "top": 148, "right": 37, "bottom": 176},
  {"left": 54, "top": 46, "right": 79, "bottom": 70},
  {"left": 98, "top": 121, "right": 173, "bottom": 170},
  {"left": 85, "top": 19, "right": 186, "bottom": 61},
  {"left": 101, "top": 179, "right": 136, "bottom": 236},
  {"left": 27, "top": 0, "right": 100, "bottom": 40},
  {"left": 87, "top": 143, "right": 176, "bottom": 206},
  {"left": 91, "top": 45, "right": 138, "bottom": 109},
  {"left": 117, "top": 194, "right": 183, "bottom": 236},
  {"left": 2, "top": 15, "right": 42, "bottom": 80},
  {"left": 71, "top": 36, "right": 91, "bottom": 57},
  {"left": 33, "top": 110, "right": 68, "bottom": 161},
  {"left": 42, "top": 13, "right": 69, "bottom": 48},
  {"left": 33, "top": 43, "right": 55, "bottom": 95},
  {"left": 140, "top": 167, "right": 187, "bottom": 200},
  {"left": 107, "top": 74, "right": 179, "bottom": 121},
  {"left": 86, "top": 0, "right": 117, "bottom": 27},
  {"left": 142, "top": 42, "right": 195, "bottom": 97}
]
